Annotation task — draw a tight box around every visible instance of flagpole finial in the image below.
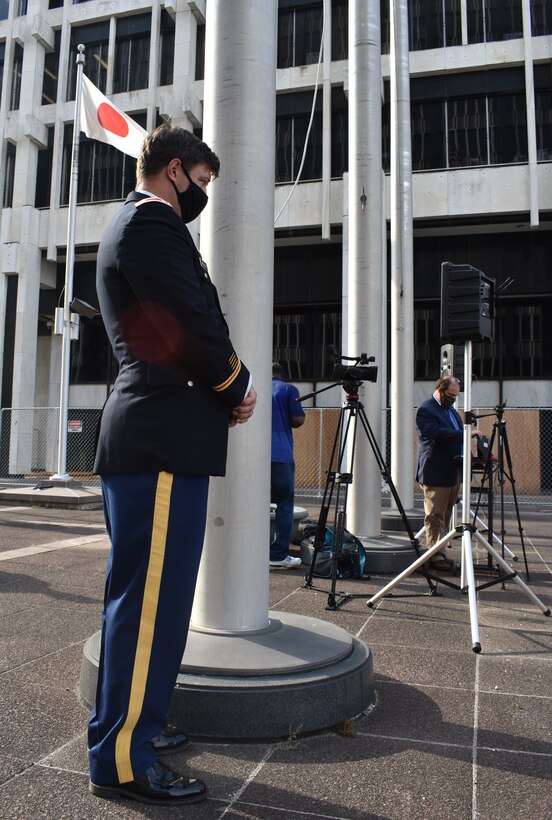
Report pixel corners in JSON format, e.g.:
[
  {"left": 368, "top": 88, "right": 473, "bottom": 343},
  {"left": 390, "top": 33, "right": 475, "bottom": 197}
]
[{"left": 77, "top": 43, "right": 85, "bottom": 65}]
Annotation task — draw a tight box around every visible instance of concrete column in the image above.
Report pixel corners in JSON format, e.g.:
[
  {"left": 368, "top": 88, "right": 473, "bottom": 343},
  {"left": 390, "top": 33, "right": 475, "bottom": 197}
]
[
  {"left": 192, "top": 0, "right": 277, "bottom": 632},
  {"left": 521, "top": 0, "right": 539, "bottom": 227},
  {"left": 390, "top": 0, "right": 414, "bottom": 509},
  {"left": 347, "top": 0, "right": 384, "bottom": 536}
]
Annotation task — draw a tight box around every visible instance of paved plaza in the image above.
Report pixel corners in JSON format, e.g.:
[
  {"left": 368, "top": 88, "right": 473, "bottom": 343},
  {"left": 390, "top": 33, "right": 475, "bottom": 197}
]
[{"left": 0, "top": 500, "right": 550, "bottom": 819}]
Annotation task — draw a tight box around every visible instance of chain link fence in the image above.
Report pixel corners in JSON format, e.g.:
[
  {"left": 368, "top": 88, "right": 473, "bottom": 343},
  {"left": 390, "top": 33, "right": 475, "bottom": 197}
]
[
  {"left": 0, "top": 408, "right": 101, "bottom": 487},
  {"left": 1, "top": 406, "right": 551, "bottom": 505},
  {"left": 295, "top": 406, "right": 552, "bottom": 507}
]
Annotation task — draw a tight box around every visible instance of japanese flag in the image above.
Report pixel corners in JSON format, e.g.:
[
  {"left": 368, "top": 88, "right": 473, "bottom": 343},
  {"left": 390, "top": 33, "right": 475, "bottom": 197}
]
[{"left": 80, "top": 74, "right": 148, "bottom": 158}]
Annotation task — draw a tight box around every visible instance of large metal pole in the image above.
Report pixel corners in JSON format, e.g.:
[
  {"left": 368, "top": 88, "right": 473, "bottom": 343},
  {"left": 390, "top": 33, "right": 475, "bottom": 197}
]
[
  {"left": 347, "top": 0, "right": 383, "bottom": 536},
  {"left": 191, "top": 1, "right": 276, "bottom": 632},
  {"left": 390, "top": 0, "right": 414, "bottom": 508},
  {"left": 52, "top": 45, "right": 85, "bottom": 481}
]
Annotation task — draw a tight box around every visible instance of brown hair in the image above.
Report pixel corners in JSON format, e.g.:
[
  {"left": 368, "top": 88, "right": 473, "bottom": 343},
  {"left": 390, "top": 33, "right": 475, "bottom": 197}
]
[
  {"left": 434, "top": 376, "right": 461, "bottom": 392},
  {"left": 136, "top": 124, "right": 220, "bottom": 182}
]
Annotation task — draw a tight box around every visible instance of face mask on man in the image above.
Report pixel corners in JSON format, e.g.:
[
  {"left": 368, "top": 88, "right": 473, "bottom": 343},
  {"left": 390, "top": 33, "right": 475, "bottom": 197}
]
[
  {"left": 170, "top": 164, "right": 208, "bottom": 223},
  {"left": 441, "top": 393, "right": 456, "bottom": 408}
]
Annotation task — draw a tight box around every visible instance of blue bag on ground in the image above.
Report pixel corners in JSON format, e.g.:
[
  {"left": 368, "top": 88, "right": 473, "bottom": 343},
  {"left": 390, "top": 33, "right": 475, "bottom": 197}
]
[{"left": 300, "top": 524, "right": 366, "bottom": 579}]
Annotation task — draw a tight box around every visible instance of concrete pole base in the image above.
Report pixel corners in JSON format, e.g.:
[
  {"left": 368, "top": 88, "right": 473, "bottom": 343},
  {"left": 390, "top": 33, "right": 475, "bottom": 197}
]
[{"left": 79, "top": 611, "right": 374, "bottom": 741}]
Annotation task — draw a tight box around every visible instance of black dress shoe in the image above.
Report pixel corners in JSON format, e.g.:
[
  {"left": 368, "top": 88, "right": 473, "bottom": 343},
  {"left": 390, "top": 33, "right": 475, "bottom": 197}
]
[
  {"left": 89, "top": 760, "right": 207, "bottom": 805},
  {"left": 151, "top": 730, "right": 191, "bottom": 755}
]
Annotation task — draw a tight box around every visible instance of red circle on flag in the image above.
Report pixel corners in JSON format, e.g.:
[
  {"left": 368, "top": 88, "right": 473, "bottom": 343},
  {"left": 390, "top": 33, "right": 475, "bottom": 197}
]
[{"left": 97, "top": 102, "right": 129, "bottom": 138}]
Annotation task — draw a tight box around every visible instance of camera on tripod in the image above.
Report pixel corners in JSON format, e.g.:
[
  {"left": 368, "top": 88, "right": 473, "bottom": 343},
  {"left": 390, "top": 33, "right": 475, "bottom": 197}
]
[{"left": 331, "top": 351, "right": 378, "bottom": 385}]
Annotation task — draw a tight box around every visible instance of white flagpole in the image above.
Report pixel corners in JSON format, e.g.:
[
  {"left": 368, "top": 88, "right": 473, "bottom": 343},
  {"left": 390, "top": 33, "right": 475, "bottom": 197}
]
[{"left": 52, "top": 44, "right": 85, "bottom": 481}]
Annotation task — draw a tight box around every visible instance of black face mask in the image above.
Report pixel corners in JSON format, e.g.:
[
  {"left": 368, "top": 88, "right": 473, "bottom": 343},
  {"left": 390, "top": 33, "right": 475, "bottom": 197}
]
[
  {"left": 171, "top": 166, "right": 208, "bottom": 223},
  {"left": 441, "top": 394, "right": 456, "bottom": 408}
]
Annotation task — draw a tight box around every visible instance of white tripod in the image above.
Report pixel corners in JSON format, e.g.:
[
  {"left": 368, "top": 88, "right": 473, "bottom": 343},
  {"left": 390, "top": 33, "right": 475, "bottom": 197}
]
[{"left": 367, "top": 342, "right": 550, "bottom": 652}]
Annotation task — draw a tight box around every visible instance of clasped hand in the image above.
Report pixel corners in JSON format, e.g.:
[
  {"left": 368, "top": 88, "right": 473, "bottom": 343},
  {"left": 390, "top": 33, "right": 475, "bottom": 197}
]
[{"left": 229, "top": 386, "right": 257, "bottom": 427}]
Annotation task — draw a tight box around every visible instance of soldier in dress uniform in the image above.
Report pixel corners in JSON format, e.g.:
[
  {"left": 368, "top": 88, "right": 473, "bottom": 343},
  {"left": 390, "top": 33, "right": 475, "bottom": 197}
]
[{"left": 88, "top": 124, "right": 256, "bottom": 806}]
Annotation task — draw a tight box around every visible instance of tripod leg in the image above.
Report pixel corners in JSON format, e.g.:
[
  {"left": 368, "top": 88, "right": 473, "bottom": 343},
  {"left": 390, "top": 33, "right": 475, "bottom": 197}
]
[
  {"left": 366, "top": 530, "right": 457, "bottom": 606},
  {"left": 474, "top": 531, "right": 550, "bottom": 616},
  {"left": 500, "top": 424, "right": 530, "bottom": 581},
  {"left": 461, "top": 530, "right": 482, "bottom": 653}
]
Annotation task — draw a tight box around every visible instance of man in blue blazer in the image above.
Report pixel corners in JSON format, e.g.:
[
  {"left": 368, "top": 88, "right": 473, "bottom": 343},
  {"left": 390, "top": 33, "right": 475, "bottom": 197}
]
[
  {"left": 88, "top": 125, "right": 256, "bottom": 806},
  {"left": 416, "top": 376, "right": 478, "bottom": 569}
]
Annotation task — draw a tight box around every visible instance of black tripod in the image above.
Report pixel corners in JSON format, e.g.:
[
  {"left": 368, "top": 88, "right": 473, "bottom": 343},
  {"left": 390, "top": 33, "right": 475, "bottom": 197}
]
[
  {"left": 471, "top": 402, "right": 530, "bottom": 582},
  {"left": 303, "top": 378, "right": 436, "bottom": 610}
]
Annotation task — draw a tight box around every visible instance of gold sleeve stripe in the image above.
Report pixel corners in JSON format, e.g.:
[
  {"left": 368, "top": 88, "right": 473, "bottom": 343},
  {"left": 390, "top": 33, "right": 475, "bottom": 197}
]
[
  {"left": 229, "top": 352, "right": 238, "bottom": 368},
  {"left": 213, "top": 360, "right": 242, "bottom": 393},
  {"left": 114, "top": 471, "right": 173, "bottom": 783}
]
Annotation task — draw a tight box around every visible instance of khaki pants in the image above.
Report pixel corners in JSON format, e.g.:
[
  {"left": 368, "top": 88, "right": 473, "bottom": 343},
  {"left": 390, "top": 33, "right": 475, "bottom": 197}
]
[{"left": 420, "top": 481, "right": 461, "bottom": 547}]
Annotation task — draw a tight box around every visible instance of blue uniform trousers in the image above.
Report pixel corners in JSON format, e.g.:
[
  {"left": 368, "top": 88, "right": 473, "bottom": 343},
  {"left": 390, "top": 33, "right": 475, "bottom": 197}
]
[
  {"left": 270, "top": 461, "right": 295, "bottom": 561},
  {"left": 88, "top": 471, "right": 209, "bottom": 785}
]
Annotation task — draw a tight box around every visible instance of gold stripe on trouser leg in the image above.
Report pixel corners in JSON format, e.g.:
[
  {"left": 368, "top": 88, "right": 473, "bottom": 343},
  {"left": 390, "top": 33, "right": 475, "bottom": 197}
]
[{"left": 115, "top": 471, "right": 173, "bottom": 783}]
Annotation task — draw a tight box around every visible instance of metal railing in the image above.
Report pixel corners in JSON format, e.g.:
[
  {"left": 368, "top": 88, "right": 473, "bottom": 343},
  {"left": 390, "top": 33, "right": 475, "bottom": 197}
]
[{"left": 1, "top": 406, "right": 551, "bottom": 505}]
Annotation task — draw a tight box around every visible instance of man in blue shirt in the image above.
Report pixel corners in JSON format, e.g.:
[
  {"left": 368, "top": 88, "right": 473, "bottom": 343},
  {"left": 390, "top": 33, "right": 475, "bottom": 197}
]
[{"left": 270, "top": 363, "right": 305, "bottom": 568}]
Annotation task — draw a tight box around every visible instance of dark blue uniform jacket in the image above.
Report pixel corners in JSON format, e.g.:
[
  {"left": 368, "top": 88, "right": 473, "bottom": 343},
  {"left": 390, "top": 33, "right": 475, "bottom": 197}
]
[
  {"left": 94, "top": 191, "right": 250, "bottom": 476},
  {"left": 415, "top": 396, "right": 463, "bottom": 487}
]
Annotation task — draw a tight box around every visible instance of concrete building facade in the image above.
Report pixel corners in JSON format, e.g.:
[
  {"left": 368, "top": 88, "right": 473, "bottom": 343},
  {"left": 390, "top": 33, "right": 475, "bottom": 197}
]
[{"left": 0, "top": 0, "right": 551, "bottom": 464}]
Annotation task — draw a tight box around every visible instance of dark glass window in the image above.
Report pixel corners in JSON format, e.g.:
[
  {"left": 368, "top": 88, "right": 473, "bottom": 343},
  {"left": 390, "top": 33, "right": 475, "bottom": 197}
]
[
  {"left": 278, "top": 2, "right": 323, "bottom": 68},
  {"left": 488, "top": 93, "right": 527, "bottom": 163},
  {"left": 412, "top": 100, "right": 446, "bottom": 170},
  {"left": 195, "top": 24, "right": 205, "bottom": 81},
  {"left": 0, "top": 42, "right": 4, "bottom": 107},
  {"left": 531, "top": 0, "right": 552, "bottom": 36},
  {"left": 159, "top": 9, "right": 175, "bottom": 86},
  {"left": 3, "top": 142, "right": 16, "bottom": 208},
  {"left": 49, "top": 0, "right": 63, "bottom": 8},
  {"left": 381, "top": 0, "right": 390, "bottom": 55},
  {"left": 61, "top": 115, "right": 146, "bottom": 205},
  {"left": 35, "top": 127, "right": 54, "bottom": 208},
  {"left": 67, "top": 22, "right": 109, "bottom": 99},
  {"left": 409, "top": 0, "right": 445, "bottom": 50},
  {"left": 10, "top": 43, "right": 23, "bottom": 111},
  {"left": 113, "top": 14, "right": 151, "bottom": 93},
  {"left": 535, "top": 91, "right": 552, "bottom": 161},
  {"left": 276, "top": 91, "right": 322, "bottom": 182},
  {"left": 468, "top": 0, "right": 523, "bottom": 44},
  {"left": 42, "top": 30, "right": 61, "bottom": 105},
  {"left": 444, "top": 0, "right": 462, "bottom": 45},
  {"left": 0, "top": 0, "right": 8, "bottom": 20},
  {"left": 447, "top": 97, "right": 488, "bottom": 167},
  {"left": 273, "top": 241, "right": 342, "bottom": 381},
  {"left": 332, "top": 0, "right": 348, "bottom": 60},
  {"left": 16, "top": 0, "right": 27, "bottom": 15},
  {"left": 331, "top": 87, "right": 348, "bottom": 177}
]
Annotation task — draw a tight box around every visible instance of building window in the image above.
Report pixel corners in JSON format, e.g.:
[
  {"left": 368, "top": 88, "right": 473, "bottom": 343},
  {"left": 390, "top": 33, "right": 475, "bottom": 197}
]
[
  {"left": 278, "top": 2, "right": 323, "bottom": 69},
  {"left": 67, "top": 22, "right": 109, "bottom": 99},
  {"left": 48, "top": 0, "right": 63, "bottom": 8},
  {"left": 468, "top": 0, "right": 523, "bottom": 44},
  {"left": 35, "top": 127, "right": 54, "bottom": 208},
  {"left": 409, "top": 0, "right": 461, "bottom": 51},
  {"left": 488, "top": 93, "right": 527, "bottom": 163},
  {"left": 3, "top": 142, "right": 16, "bottom": 208},
  {"left": 195, "top": 24, "right": 205, "bottom": 81},
  {"left": 331, "top": 87, "right": 348, "bottom": 177},
  {"left": 16, "top": 0, "right": 27, "bottom": 14},
  {"left": 332, "top": 0, "right": 348, "bottom": 60},
  {"left": 447, "top": 97, "right": 488, "bottom": 167},
  {"left": 159, "top": 9, "right": 175, "bottom": 86},
  {"left": 0, "top": 1, "right": 8, "bottom": 21},
  {"left": 42, "top": 30, "right": 61, "bottom": 105},
  {"left": 276, "top": 91, "right": 322, "bottom": 182},
  {"left": 10, "top": 43, "right": 23, "bottom": 111},
  {"left": 0, "top": 42, "right": 4, "bottom": 106},
  {"left": 61, "top": 116, "right": 145, "bottom": 205},
  {"left": 113, "top": 14, "right": 151, "bottom": 93},
  {"left": 535, "top": 90, "right": 552, "bottom": 161},
  {"left": 531, "top": 0, "right": 552, "bottom": 36},
  {"left": 412, "top": 100, "right": 447, "bottom": 170}
]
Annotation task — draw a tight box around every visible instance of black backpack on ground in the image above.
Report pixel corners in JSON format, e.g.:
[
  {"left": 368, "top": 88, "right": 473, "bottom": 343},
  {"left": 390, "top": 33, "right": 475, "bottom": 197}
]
[{"left": 300, "top": 523, "right": 366, "bottom": 579}]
